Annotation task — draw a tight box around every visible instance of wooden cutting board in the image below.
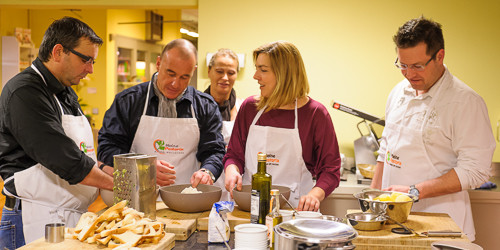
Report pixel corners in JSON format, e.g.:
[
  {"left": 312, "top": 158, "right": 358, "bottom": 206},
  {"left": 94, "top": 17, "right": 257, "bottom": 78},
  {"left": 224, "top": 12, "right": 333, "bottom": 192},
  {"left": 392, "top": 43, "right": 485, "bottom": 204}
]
[
  {"left": 155, "top": 202, "right": 201, "bottom": 241},
  {"left": 197, "top": 206, "right": 251, "bottom": 231},
  {"left": 19, "top": 232, "right": 175, "bottom": 250},
  {"left": 349, "top": 211, "right": 470, "bottom": 250}
]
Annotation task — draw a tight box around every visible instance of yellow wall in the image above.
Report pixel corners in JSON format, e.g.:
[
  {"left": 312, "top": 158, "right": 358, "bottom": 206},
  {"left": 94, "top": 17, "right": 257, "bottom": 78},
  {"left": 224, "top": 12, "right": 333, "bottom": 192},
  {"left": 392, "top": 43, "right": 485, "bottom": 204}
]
[
  {"left": 28, "top": 9, "right": 108, "bottom": 128},
  {"left": 157, "top": 10, "right": 182, "bottom": 45},
  {"left": 105, "top": 9, "right": 181, "bottom": 116},
  {"left": 0, "top": 8, "right": 181, "bottom": 128},
  {"left": 1, "top": 1, "right": 499, "bottom": 161},
  {"left": 198, "top": 0, "right": 500, "bottom": 161}
]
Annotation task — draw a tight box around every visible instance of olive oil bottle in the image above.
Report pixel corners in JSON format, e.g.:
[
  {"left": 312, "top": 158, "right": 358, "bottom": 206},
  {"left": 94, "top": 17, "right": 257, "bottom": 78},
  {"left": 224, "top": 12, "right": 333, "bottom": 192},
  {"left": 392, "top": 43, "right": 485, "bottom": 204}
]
[
  {"left": 250, "top": 153, "right": 272, "bottom": 224},
  {"left": 266, "top": 189, "right": 283, "bottom": 250}
]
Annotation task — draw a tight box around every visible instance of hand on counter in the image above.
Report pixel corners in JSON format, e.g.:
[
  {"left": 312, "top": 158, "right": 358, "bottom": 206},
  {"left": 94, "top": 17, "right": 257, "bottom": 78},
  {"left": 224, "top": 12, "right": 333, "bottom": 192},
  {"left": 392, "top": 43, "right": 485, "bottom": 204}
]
[
  {"left": 297, "top": 187, "right": 325, "bottom": 212},
  {"left": 224, "top": 164, "right": 242, "bottom": 198},
  {"left": 157, "top": 160, "right": 176, "bottom": 186}
]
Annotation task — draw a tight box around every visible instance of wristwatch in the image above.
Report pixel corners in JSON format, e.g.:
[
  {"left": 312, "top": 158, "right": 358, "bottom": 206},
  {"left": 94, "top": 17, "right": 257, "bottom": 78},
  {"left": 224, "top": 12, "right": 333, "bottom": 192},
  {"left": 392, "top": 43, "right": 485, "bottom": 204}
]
[
  {"left": 200, "top": 168, "right": 216, "bottom": 182},
  {"left": 409, "top": 185, "right": 420, "bottom": 202}
]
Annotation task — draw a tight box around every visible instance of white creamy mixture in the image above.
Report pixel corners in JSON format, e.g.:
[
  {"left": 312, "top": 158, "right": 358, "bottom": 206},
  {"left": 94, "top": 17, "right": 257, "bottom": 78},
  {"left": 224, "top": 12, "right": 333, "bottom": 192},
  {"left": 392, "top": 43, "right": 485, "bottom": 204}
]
[{"left": 181, "top": 186, "right": 202, "bottom": 194}]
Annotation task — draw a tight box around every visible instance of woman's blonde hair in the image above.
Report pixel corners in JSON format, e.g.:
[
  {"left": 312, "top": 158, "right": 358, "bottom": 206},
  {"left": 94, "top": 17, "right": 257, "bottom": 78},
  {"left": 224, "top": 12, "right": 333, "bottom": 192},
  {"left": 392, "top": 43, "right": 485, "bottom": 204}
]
[
  {"left": 208, "top": 48, "right": 239, "bottom": 72},
  {"left": 253, "top": 41, "right": 309, "bottom": 111}
]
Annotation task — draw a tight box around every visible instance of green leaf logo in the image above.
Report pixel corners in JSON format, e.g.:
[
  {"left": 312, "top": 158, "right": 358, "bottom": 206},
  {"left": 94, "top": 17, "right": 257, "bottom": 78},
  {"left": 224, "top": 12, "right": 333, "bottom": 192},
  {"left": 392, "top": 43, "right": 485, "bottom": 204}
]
[
  {"left": 80, "top": 142, "right": 87, "bottom": 153},
  {"left": 153, "top": 139, "right": 166, "bottom": 154}
]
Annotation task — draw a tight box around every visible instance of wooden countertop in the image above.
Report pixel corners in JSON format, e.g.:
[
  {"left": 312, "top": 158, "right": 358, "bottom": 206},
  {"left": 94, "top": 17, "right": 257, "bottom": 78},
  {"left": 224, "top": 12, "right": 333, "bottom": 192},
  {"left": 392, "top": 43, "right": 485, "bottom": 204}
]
[
  {"left": 21, "top": 201, "right": 471, "bottom": 250},
  {"left": 19, "top": 233, "right": 175, "bottom": 250},
  {"left": 349, "top": 210, "right": 469, "bottom": 250}
]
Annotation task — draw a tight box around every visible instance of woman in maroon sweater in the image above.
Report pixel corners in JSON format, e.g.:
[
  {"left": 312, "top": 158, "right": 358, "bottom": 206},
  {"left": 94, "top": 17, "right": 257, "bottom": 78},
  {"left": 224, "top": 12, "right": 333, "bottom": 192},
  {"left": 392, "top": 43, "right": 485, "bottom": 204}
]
[{"left": 223, "top": 41, "right": 341, "bottom": 211}]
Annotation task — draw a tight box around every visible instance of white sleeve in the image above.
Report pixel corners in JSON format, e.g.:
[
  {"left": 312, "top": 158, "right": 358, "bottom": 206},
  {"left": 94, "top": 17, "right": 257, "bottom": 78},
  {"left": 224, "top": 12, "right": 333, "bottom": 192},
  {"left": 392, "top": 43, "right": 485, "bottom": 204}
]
[{"left": 452, "top": 94, "right": 496, "bottom": 190}]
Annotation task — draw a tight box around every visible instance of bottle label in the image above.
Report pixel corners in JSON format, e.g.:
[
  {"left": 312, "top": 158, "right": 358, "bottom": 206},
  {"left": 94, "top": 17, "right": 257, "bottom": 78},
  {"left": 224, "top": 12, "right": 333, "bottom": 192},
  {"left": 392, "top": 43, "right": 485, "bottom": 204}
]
[
  {"left": 265, "top": 215, "right": 273, "bottom": 246},
  {"left": 250, "top": 190, "right": 260, "bottom": 223},
  {"left": 266, "top": 215, "right": 282, "bottom": 249}
]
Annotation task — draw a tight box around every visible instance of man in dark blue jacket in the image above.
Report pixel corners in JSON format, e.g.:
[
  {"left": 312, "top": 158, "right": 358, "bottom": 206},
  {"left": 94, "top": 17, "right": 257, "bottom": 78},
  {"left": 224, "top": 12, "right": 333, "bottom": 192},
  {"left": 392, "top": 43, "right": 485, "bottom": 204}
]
[{"left": 98, "top": 39, "right": 225, "bottom": 187}]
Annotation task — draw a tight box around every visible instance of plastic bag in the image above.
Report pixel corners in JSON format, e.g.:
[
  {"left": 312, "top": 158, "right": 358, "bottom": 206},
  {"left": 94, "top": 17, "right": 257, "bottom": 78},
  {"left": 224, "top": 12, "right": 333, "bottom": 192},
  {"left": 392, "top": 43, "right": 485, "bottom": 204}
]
[{"left": 208, "top": 201, "right": 234, "bottom": 243}]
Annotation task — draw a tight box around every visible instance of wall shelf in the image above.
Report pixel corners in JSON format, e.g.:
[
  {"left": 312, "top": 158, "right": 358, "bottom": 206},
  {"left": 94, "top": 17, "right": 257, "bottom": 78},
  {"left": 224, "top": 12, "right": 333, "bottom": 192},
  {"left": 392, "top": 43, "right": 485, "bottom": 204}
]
[
  {"left": 112, "top": 34, "right": 163, "bottom": 94},
  {"left": 2, "top": 36, "right": 37, "bottom": 88}
]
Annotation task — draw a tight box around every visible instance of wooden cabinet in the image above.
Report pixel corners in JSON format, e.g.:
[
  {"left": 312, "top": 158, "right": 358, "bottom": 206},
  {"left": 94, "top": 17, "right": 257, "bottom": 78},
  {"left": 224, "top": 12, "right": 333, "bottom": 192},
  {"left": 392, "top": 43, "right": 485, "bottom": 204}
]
[
  {"left": 469, "top": 163, "right": 500, "bottom": 249},
  {"left": 2, "top": 36, "right": 37, "bottom": 88},
  {"left": 320, "top": 172, "right": 369, "bottom": 218},
  {"left": 112, "top": 34, "right": 163, "bottom": 93}
]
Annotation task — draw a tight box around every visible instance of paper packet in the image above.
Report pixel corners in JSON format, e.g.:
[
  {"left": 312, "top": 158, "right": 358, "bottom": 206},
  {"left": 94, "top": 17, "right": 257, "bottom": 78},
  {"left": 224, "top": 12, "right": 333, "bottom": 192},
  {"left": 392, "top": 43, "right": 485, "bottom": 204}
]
[{"left": 208, "top": 201, "right": 234, "bottom": 243}]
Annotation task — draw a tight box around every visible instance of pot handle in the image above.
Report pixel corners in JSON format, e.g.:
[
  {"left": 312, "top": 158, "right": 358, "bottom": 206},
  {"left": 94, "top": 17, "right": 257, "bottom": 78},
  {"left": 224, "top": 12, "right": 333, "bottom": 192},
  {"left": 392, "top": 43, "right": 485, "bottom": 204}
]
[
  {"left": 298, "top": 243, "right": 357, "bottom": 250},
  {"left": 341, "top": 245, "right": 357, "bottom": 250},
  {"left": 361, "top": 187, "right": 380, "bottom": 192},
  {"left": 324, "top": 244, "right": 357, "bottom": 250}
]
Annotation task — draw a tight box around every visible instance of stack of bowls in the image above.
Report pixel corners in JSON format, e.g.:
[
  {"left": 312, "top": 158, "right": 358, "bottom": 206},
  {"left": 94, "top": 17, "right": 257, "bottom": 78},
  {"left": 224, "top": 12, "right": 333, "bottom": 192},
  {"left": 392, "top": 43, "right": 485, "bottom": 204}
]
[{"left": 234, "top": 224, "right": 268, "bottom": 250}]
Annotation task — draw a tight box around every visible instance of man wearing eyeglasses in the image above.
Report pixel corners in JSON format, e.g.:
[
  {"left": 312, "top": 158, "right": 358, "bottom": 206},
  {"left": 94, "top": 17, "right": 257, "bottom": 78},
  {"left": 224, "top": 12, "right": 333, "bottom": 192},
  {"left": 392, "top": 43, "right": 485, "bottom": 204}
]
[
  {"left": 0, "top": 17, "right": 113, "bottom": 248},
  {"left": 370, "top": 16, "right": 495, "bottom": 241}
]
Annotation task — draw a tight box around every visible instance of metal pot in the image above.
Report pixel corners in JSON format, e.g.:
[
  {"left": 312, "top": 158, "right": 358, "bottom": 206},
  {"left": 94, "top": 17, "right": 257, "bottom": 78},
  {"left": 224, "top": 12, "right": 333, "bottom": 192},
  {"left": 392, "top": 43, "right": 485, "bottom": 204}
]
[{"left": 274, "top": 219, "right": 358, "bottom": 250}]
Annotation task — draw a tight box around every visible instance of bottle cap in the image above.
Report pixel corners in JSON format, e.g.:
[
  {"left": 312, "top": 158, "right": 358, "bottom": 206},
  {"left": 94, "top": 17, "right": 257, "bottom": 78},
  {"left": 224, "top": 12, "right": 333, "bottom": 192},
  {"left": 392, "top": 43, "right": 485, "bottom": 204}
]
[
  {"left": 257, "top": 153, "right": 267, "bottom": 161},
  {"left": 270, "top": 189, "right": 280, "bottom": 195}
]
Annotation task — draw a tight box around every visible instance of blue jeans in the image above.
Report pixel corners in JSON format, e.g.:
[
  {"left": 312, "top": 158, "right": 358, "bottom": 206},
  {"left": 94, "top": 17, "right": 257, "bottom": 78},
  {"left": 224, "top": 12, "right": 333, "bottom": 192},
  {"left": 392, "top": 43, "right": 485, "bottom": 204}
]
[{"left": 0, "top": 198, "right": 25, "bottom": 250}]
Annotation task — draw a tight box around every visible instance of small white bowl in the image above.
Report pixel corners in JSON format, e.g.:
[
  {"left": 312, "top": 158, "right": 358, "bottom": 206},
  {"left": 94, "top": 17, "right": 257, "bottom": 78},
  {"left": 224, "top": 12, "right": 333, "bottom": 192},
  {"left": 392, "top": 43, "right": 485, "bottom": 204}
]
[
  {"left": 280, "top": 210, "right": 293, "bottom": 221},
  {"left": 234, "top": 223, "right": 268, "bottom": 244},
  {"left": 295, "top": 211, "right": 323, "bottom": 219}
]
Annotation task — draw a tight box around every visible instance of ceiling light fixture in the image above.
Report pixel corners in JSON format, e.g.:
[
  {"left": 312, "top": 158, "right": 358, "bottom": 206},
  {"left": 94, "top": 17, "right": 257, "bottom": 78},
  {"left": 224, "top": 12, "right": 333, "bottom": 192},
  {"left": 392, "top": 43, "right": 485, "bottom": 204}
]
[{"left": 187, "top": 31, "right": 199, "bottom": 38}]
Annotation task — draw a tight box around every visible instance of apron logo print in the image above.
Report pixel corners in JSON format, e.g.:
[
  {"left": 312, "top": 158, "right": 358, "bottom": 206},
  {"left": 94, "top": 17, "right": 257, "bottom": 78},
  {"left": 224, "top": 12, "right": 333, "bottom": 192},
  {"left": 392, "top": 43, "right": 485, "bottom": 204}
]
[
  {"left": 79, "top": 141, "right": 94, "bottom": 154},
  {"left": 386, "top": 151, "right": 402, "bottom": 168},
  {"left": 153, "top": 139, "right": 184, "bottom": 154},
  {"left": 266, "top": 154, "right": 280, "bottom": 167}
]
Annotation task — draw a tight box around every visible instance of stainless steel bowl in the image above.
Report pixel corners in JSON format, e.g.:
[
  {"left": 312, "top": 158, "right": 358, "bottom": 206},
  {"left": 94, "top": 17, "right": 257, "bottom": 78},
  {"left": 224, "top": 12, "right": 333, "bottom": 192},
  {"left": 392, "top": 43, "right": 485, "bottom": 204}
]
[
  {"left": 322, "top": 215, "right": 345, "bottom": 224},
  {"left": 346, "top": 212, "right": 386, "bottom": 231},
  {"left": 99, "top": 189, "right": 114, "bottom": 207},
  {"left": 353, "top": 190, "right": 417, "bottom": 223}
]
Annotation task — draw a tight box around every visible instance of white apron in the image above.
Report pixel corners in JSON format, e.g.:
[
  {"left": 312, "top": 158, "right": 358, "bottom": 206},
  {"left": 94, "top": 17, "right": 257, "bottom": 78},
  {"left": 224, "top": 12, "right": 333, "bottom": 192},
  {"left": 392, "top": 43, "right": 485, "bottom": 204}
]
[
  {"left": 242, "top": 101, "right": 314, "bottom": 207},
  {"left": 381, "top": 73, "right": 475, "bottom": 241},
  {"left": 130, "top": 81, "right": 200, "bottom": 185},
  {"left": 215, "top": 120, "right": 235, "bottom": 201},
  {"left": 221, "top": 98, "right": 240, "bottom": 145},
  {"left": 4, "top": 64, "right": 98, "bottom": 243},
  {"left": 221, "top": 121, "right": 235, "bottom": 145}
]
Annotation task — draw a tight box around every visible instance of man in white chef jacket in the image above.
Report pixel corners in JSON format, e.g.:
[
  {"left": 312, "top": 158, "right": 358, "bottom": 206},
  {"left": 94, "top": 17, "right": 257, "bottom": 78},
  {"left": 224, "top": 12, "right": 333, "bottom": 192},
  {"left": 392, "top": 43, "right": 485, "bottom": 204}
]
[
  {"left": 371, "top": 16, "right": 496, "bottom": 241},
  {"left": 0, "top": 17, "right": 113, "bottom": 248},
  {"left": 98, "top": 39, "right": 225, "bottom": 188}
]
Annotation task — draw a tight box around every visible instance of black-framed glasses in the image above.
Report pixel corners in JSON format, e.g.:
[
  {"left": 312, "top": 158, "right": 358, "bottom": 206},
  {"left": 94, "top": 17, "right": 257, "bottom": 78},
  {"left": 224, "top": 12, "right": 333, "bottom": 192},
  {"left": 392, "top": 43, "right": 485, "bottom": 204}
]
[
  {"left": 394, "top": 49, "right": 439, "bottom": 71},
  {"left": 65, "top": 47, "right": 95, "bottom": 65}
]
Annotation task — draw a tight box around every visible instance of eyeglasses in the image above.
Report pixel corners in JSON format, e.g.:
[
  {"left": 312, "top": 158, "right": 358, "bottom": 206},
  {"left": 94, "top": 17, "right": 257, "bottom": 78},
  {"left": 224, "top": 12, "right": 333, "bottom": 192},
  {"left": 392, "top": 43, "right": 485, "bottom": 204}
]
[
  {"left": 394, "top": 49, "right": 439, "bottom": 71},
  {"left": 65, "top": 47, "right": 95, "bottom": 65}
]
